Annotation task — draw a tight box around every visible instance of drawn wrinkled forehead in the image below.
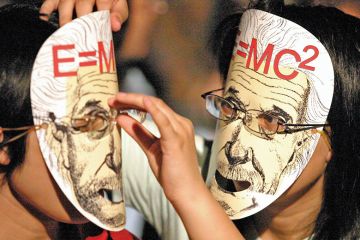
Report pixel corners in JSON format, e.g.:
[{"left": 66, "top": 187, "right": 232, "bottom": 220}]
[
  {"left": 229, "top": 9, "right": 334, "bottom": 125},
  {"left": 67, "top": 66, "right": 118, "bottom": 110},
  {"left": 31, "top": 11, "right": 115, "bottom": 119},
  {"left": 77, "top": 67, "right": 118, "bottom": 94},
  {"left": 227, "top": 60, "right": 309, "bottom": 119}
]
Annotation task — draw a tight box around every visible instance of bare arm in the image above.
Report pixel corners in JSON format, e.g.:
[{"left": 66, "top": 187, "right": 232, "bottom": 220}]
[{"left": 109, "top": 92, "right": 244, "bottom": 240}]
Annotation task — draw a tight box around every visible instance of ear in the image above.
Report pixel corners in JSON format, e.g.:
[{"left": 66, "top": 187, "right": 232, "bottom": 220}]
[
  {"left": 325, "top": 150, "right": 332, "bottom": 164},
  {"left": 318, "top": 129, "right": 332, "bottom": 164},
  {"left": 0, "top": 128, "right": 10, "bottom": 166},
  {"left": 324, "top": 137, "right": 332, "bottom": 164}
]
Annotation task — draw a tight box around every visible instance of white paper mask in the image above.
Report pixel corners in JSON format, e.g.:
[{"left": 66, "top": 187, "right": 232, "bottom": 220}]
[
  {"left": 31, "top": 11, "right": 124, "bottom": 231},
  {"left": 207, "top": 9, "right": 334, "bottom": 219}
]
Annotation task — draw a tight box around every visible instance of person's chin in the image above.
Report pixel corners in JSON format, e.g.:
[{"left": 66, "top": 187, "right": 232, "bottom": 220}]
[
  {"left": 60, "top": 215, "right": 89, "bottom": 224},
  {"left": 60, "top": 201, "right": 89, "bottom": 223},
  {"left": 48, "top": 206, "right": 88, "bottom": 224}
]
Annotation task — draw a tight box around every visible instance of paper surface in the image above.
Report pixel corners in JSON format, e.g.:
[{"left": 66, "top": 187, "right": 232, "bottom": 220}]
[
  {"left": 31, "top": 11, "right": 125, "bottom": 231},
  {"left": 207, "top": 9, "right": 334, "bottom": 219}
]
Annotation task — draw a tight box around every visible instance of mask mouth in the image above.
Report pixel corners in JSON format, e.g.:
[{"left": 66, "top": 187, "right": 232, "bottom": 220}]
[
  {"left": 98, "top": 189, "right": 123, "bottom": 204},
  {"left": 215, "top": 170, "right": 251, "bottom": 192}
]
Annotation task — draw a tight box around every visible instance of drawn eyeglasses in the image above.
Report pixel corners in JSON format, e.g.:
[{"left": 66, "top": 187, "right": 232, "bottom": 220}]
[
  {"left": 0, "top": 109, "right": 146, "bottom": 148},
  {"left": 201, "top": 88, "right": 330, "bottom": 142}
]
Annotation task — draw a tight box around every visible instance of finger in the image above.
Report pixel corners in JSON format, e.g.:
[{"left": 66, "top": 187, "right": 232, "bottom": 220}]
[
  {"left": 96, "top": 0, "right": 112, "bottom": 10},
  {"left": 110, "top": 92, "right": 177, "bottom": 120},
  {"left": 117, "top": 114, "right": 156, "bottom": 151},
  {"left": 117, "top": 114, "right": 161, "bottom": 177},
  {"left": 75, "top": 0, "right": 95, "bottom": 17},
  {"left": 150, "top": 98, "right": 182, "bottom": 128},
  {"left": 39, "top": 0, "right": 59, "bottom": 21},
  {"left": 110, "top": 0, "right": 128, "bottom": 31},
  {"left": 109, "top": 92, "right": 153, "bottom": 111},
  {"left": 109, "top": 93, "right": 179, "bottom": 129},
  {"left": 108, "top": 94, "right": 147, "bottom": 112},
  {"left": 176, "top": 115, "right": 195, "bottom": 135},
  {"left": 58, "top": 0, "right": 76, "bottom": 26},
  {"left": 143, "top": 96, "right": 177, "bottom": 141}
]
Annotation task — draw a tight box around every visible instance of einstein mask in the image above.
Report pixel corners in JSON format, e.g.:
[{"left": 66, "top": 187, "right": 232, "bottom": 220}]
[
  {"left": 31, "top": 11, "right": 124, "bottom": 231},
  {"left": 207, "top": 9, "right": 334, "bottom": 219}
]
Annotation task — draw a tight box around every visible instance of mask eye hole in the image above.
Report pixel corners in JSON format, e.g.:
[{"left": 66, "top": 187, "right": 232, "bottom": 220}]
[
  {"left": 257, "top": 113, "right": 277, "bottom": 132},
  {"left": 72, "top": 114, "right": 108, "bottom": 132}
]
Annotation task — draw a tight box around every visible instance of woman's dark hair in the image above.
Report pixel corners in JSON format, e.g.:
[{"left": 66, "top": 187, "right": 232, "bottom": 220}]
[
  {"left": 0, "top": 4, "right": 57, "bottom": 178},
  {"left": 0, "top": 5, "right": 86, "bottom": 239},
  {"left": 212, "top": 0, "right": 360, "bottom": 239}
]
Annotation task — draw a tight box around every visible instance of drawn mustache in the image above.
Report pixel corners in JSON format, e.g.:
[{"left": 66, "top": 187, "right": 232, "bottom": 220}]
[{"left": 219, "top": 140, "right": 266, "bottom": 192}]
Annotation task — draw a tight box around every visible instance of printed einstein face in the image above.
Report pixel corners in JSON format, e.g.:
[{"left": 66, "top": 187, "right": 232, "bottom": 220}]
[
  {"left": 30, "top": 10, "right": 130, "bottom": 231},
  {"left": 215, "top": 60, "right": 310, "bottom": 193},
  {"left": 209, "top": 59, "right": 312, "bottom": 216},
  {"left": 206, "top": 9, "right": 334, "bottom": 220},
  {"left": 44, "top": 66, "right": 124, "bottom": 227}
]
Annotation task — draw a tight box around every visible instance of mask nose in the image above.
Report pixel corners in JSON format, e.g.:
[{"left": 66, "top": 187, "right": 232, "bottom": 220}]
[
  {"left": 225, "top": 141, "right": 251, "bottom": 165},
  {"left": 224, "top": 125, "right": 252, "bottom": 165},
  {"left": 104, "top": 128, "right": 121, "bottom": 175},
  {"left": 105, "top": 152, "right": 120, "bottom": 174}
]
